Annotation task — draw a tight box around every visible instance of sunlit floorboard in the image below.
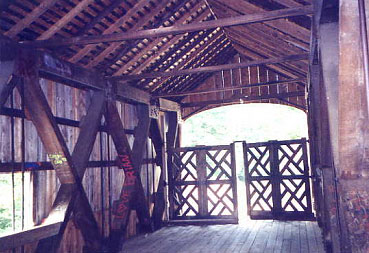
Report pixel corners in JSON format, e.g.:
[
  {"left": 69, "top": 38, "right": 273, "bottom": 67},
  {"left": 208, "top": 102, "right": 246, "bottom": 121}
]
[{"left": 121, "top": 219, "right": 325, "bottom": 253}]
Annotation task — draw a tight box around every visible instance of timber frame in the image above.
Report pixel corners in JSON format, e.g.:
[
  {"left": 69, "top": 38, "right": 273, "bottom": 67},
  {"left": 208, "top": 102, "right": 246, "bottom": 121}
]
[
  {"left": 0, "top": 41, "right": 180, "bottom": 252},
  {"left": 5, "top": 0, "right": 369, "bottom": 253}
]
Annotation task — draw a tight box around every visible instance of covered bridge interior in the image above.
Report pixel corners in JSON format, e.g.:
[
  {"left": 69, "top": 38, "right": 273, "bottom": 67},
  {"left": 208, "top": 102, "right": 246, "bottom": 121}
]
[{"left": 0, "top": 0, "right": 367, "bottom": 252}]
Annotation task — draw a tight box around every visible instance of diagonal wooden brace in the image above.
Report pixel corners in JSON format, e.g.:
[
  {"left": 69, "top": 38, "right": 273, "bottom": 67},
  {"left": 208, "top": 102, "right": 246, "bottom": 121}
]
[
  {"left": 150, "top": 118, "right": 166, "bottom": 230},
  {"left": 16, "top": 52, "right": 105, "bottom": 252},
  {"left": 0, "top": 39, "right": 18, "bottom": 107},
  {"left": 105, "top": 101, "right": 152, "bottom": 252},
  {"left": 35, "top": 91, "right": 107, "bottom": 253}
]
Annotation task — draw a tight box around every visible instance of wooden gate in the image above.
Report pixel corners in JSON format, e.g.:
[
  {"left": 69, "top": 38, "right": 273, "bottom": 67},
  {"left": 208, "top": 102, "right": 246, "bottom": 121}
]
[
  {"left": 243, "top": 138, "right": 314, "bottom": 220},
  {"left": 168, "top": 145, "right": 238, "bottom": 223}
]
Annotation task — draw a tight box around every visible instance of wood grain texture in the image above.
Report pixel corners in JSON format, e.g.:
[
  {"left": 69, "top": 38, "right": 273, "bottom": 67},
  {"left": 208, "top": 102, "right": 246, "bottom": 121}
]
[{"left": 121, "top": 220, "right": 325, "bottom": 253}]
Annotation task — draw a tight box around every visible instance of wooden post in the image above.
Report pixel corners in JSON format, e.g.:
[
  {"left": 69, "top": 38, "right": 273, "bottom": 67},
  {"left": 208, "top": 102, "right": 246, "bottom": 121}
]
[
  {"left": 105, "top": 101, "right": 152, "bottom": 252},
  {"left": 336, "top": 0, "right": 369, "bottom": 252},
  {"left": 166, "top": 111, "right": 179, "bottom": 220},
  {"left": 269, "top": 141, "right": 282, "bottom": 217},
  {"left": 196, "top": 148, "right": 208, "bottom": 217},
  {"left": 151, "top": 118, "right": 166, "bottom": 229},
  {"left": 308, "top": 2, "right": 342, "bottom": 251},
  {"left": 130, "top": 104, "right": 152, "bottom": 232}
]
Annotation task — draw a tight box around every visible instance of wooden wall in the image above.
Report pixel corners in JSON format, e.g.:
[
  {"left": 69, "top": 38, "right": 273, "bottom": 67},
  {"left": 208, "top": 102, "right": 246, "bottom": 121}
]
[
  {"left": 0, "top": 79, "right": 161, "bottom": 252},
  {"left": 181, "top": 54, "right": 306, "bottom": 119}
]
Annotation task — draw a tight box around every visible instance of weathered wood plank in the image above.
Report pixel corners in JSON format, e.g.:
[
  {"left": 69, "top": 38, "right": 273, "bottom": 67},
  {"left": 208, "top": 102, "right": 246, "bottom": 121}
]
[
  {"left": 120, "top": 220, "right": 325, "bottom": 252},
  {"left": 0, "top": 222, "right": 62, "bottom": 251}
]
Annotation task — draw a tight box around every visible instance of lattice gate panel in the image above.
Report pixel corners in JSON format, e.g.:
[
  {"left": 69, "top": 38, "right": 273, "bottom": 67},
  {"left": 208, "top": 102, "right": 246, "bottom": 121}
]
[
  {"left": 171, "top": 150, "right": 199, "bottom": 217},
  {"left": 244, "top": 143, "right": 274, "bottom": 218},
  {"left": 169, "top": 145, "right": 238, "bottom": 223},
  {"left": 278, "top": 142, "right": 313, "bottom": 218},
  {"left": 243, "top": 139, "right": 314, "bottom": 220}
]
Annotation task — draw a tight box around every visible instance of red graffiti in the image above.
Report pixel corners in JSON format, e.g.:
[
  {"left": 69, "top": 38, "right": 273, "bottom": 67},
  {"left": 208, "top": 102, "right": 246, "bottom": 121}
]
[{"left": 112, "top": 154, "right": 138, "bottom": 219}]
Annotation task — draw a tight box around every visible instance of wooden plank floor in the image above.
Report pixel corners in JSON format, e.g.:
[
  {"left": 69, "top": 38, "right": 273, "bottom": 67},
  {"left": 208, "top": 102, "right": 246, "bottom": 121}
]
[{"left": 121, "top": 220, "right": 325, "bottom": 253}]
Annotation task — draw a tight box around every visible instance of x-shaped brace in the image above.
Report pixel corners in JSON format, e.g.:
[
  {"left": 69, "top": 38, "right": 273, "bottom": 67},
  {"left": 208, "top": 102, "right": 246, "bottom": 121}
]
[
  {"left": 16, "top": 51, "right": 105, "bottom": 252},
  {"left": 105, "top": 101, "right": 152, "bottom": 252}
]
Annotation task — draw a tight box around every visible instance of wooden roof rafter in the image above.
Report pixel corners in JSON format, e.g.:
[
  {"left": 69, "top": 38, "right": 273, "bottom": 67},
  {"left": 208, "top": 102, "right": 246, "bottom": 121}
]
[
  {"left": 21, "top": 5, "right": 313, "bottom": 48},
  {"left": 82, "top": 0, "right": 172, "bottom": 68},
  {"left": 109, "top": 53, "right": 308, "bottom": 81},
  {"left": 132, "top": 27, "right": 225, "bottom": 91},
  {"left": 68, "top": 0, "right": 157, "bottom": 64},
  {"left": 37, "top": 0, "right": 96, "bottom": 40},
  {"left": 153, "top": 78, "right": 306, "bottom": 98},
  {"left": 4, "top": 0, "right": 59, "bottom": 38},
  {"left": 108, "top": 1, "right": 211, "bottom": 76},
  {"left": 138, "top": 28, "right": 217, "bottom": 77},
  {"left": 163, "top": 46, "right": 238, "bottom": 96},
  {"left": 147, "top": 30, "right": 229, "bottom": 92},
  {"left": 89, "top": 0, "right": 198, "bottom": 72},
  {"left": 1, "top": 0, "right": 312, "bottom": 116},
  {"left": 207, "top": 0, "right": 309, "bottom": 79}
]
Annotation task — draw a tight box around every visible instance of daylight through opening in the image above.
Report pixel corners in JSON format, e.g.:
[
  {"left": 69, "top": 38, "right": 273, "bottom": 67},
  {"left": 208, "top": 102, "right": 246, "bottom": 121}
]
[{"left": 180, "top": 103, "right": 309, "bottom": 222}]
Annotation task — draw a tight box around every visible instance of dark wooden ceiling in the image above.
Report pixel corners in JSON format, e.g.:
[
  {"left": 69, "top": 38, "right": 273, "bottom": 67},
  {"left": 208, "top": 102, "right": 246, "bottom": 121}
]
[{"left": 0, "top": 0, "right": 311, "bottom": 106}]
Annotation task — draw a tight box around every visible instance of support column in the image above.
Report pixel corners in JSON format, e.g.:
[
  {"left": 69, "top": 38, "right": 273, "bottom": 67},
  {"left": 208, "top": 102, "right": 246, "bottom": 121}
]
[
  {"left": 315, "top": 1, "right": 342, "bottom": 251},
  {"left": 338, "top": 0, "right": 369, "bottom": 252}
]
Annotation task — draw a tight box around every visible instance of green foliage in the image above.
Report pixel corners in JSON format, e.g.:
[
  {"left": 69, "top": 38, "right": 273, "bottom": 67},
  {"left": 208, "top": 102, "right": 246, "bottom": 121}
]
[
  {"left": 182, "top": 104, "right": 308, "bottom": 180},
  {"left": 0, "top": 173, "right": 23, "bottom": 234},
  {"left": 182, "top": 104, "right": 308, "bottom": 147},
  {"left": 0, "top": 208, "right": 11, "bottom": 231}
]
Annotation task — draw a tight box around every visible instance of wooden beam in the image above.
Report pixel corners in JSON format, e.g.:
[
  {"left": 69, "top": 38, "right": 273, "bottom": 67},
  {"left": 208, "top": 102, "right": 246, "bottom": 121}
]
[
  {"left": 147, "top": 29, "right": 227, "bottom": 92},
  {"left": 181, "top": 91, "right": 305, "bottom": 107},
  {"left": 18, "top": 53, "right": 76, "bottom": 184},
  {"left": 154, "top": 78, "right": 305, "bottom": 98},
  {"left": 109, "top": 54, "right": 308, "bottom": 81},
  {"left": 36, "top": 51, "right": 151, "bottom": 105},
  {"left": 98, "top": 0, "right": 198, "bottom": 73},
  {"left": 150, "top": 118, "right": 165, "bottom": 230},
  {"left": 130, "top": 104, "right": 152, "bottom": 231},
  {"left": 36, "top": 91, "right": 106, "bottom": 251},
  {"left": 37, "top": 0, "right": 95, "bottom": 40},
  {"left": 0, "top": 161, "right": 117, "bottom": 173},
  {"left": 113, "top": 81, "right": 150, "bottom": 105},
  {"left": 23, "top": 6, "right": 313, "bottom": 48},
  {"left": 0, "top": 76, "right": 19, "bottom": 108},
  {"left": 0, "top": 222, "right": 62, "bottom": 252},
  {"left": 233, "top": 43, "right": 302, "bottom": 79},
  {"left": 158, "top": 98, "right": 180, "bottom": 112},
  {"left": 4, "top": 0, "right": 59, "bottom": 38},
  {"left": 84, "top": 0, "right": 170, "bottom": 68},
  {"left": 15, "top": 52, "right": 104, "bottom": 251},
  {"left": 109, "top": 2, "right": 209, "bottom": 76},
  {"left": 31, "top": 92, "right": 105, "bottom": 252},
  {"left": 69, "top": 0, "right": 154, "bottom": 63},
  {"left": 0, "top": 39, "right": 17, "bottom": 106},
  {"left": 166, "top": 111, "right": 179, "bottom": 220},
  {"left": 74, "top": 0, "right": 128, "bottom": 37},
  {"left": 162, "top": 45, "right": 237, "bottom": 94},
  {"left": 208, "top": 0, "right": 310, "bottom": 43}
]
